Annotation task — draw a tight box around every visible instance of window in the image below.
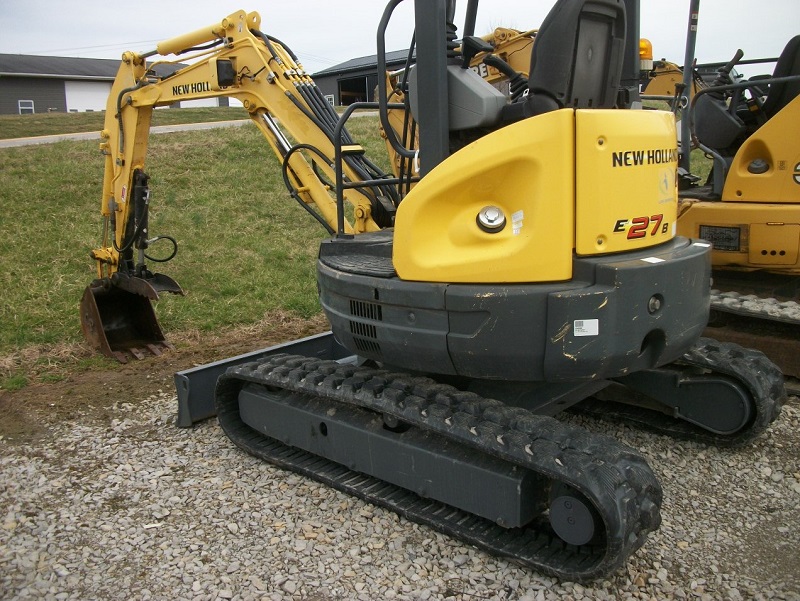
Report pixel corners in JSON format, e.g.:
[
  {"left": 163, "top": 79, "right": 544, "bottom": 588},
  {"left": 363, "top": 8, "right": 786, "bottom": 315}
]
[{"left": 18, "top": 100, "right": 34, "bottom": 114}]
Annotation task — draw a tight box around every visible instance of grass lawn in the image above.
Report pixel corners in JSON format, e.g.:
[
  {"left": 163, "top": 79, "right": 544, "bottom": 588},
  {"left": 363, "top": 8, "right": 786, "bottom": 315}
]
[
  {"left": 0, "top": 107, "right": 250, "bottom": 140},
  {"left": 0, "top": 114, "right": 388, "bottom": 363}
]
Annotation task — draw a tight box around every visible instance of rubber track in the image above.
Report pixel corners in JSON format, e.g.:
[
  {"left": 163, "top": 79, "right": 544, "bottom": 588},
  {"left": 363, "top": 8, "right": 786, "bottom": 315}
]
[
  {"left": 578, "top": 337, "right": 787, "bottom": 447},
  {"left": 215, "top": 355, "right": 662, "bottom": 581}
]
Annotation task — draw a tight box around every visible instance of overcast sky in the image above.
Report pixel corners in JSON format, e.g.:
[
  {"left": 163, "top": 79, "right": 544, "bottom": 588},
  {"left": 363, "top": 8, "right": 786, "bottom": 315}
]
[{"left": 0, "top": 1, "right": 796, "bottom": 77}]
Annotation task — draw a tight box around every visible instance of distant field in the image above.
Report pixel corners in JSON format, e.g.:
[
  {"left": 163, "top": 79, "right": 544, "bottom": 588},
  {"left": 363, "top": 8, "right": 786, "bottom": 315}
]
[{"left": 0, "top": 107, "right": 249, "bottom": 140}]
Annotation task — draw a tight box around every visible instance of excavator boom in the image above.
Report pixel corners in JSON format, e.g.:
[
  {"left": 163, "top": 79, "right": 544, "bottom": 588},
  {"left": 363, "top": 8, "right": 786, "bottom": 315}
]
[{"left": 82, "top": 10, "right": 400, "bottom": 360}]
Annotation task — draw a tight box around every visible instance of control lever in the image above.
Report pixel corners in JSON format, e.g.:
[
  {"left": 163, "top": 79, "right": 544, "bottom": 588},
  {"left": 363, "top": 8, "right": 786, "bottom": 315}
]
[{"left": 461, "top": 35, "right": 494, "bottom": 69}]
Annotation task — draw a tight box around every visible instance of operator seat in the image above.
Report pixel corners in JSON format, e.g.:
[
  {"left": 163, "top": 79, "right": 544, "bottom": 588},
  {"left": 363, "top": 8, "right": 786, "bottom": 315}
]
[
  {"left": 761, "top": 34, "right": 800, "bottom": 119},
  {"left": 694, "top": 35, "right": 800, "bottom": 155},
  {"left": 502, "top": 0, "right": 627, "bottom": 122}
]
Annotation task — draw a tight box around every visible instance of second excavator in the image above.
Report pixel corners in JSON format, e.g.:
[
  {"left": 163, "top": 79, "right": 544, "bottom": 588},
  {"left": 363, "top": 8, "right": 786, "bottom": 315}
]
[
  {"left": 80, "top": 0, "right": 786, "bottom": 581},
  {"left": 674, "top": 4, "right": 800, "bottom": 377},
  {"left": 635, "top": 1, "right": 800, "bottom": 378}
]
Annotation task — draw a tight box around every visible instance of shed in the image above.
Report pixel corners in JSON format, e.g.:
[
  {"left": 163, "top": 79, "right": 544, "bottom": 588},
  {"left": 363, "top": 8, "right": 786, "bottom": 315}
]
[
  {"left": 312, "top": 49, "right": 412, "bottom": 106},
  {"left": 0, "top": 54, "right": 189, "bottom": 115}
]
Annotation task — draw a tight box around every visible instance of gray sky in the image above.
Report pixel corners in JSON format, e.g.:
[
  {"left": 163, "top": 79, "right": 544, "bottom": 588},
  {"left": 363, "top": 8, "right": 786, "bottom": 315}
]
[{"left": 0, "top": 1, "right": 796, "bottom": 76}]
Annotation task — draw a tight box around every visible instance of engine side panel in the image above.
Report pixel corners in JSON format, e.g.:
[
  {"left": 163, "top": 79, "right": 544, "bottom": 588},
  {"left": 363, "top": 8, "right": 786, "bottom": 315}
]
[
  {"left": 392, "top": 110, "right": 575, "bottom": 284},
  {"left": 575, "top": 109, "right": 679, "bottom": 256}
]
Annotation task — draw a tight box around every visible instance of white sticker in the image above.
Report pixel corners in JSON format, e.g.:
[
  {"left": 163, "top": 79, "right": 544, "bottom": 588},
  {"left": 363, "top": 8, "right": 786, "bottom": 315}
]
[
  {"left": 512, "top": 210, "right": 524, "bottom": 236},
  {"left": 574, "top": 319, "right": 599, "bottom": 337},
  {"left": 693, "top": 242, "right": 711, "bottom": 248},
  {"left": 641, "top": 257, "right": 665, "bottom": 264}
]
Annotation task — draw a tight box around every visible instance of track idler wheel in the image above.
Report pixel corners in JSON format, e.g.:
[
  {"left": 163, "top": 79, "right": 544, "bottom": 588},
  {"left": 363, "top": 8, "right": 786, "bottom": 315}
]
[{"left": 549, "top": 483, "right": 604, "bottom": 547}]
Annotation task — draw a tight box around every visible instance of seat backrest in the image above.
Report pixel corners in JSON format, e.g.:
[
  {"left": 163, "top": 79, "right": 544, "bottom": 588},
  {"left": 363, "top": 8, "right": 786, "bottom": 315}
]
[
  {"left": 526, "top": 0, "right": 627, "bottom": 115},
  {"left": 761, "top": 35, "right": 800, "bottom": 118}
]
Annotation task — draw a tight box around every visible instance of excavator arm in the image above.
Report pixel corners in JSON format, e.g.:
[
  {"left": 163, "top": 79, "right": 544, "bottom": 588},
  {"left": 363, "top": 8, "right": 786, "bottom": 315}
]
[{"left": 82, "top": 10, "right": 400, "bottom": 360}]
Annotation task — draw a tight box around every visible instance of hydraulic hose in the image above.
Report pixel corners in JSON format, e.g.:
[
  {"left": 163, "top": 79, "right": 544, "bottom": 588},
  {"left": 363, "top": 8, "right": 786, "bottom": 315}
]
[
  {"left": 281, "top": 144, "right": 337, "bottom": 234},
  {"left": 377, "top": 0, "right": 417, "bottom": 160},
  {"left": 144, "top": 235, "right": 179, "bottom": 263}
]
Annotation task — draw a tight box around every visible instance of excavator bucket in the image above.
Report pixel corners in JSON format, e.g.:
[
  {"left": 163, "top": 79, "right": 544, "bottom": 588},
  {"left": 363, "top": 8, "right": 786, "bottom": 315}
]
[{"left": 80, "top": 274, "right": 182, "bottom": 362}]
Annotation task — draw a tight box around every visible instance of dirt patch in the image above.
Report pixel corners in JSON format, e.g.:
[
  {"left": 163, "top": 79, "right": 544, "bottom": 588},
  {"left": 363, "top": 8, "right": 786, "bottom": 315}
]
[{"left": 0, "top": 311, "right": 329, "bottom": 444}]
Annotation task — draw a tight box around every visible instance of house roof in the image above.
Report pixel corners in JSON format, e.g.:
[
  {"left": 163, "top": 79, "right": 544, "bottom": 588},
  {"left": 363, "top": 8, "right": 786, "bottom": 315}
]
[
  {"left": 312, "top": 49, "right": 413, "bottom": 77},
  {"left": 0, "top": 54, "right": 181, "bottom": 80}
]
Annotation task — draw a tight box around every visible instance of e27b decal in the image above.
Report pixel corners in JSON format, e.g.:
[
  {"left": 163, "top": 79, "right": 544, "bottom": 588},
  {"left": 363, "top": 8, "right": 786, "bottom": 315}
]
[{"left": 613, "top": 214, "right": 668, "bottom": 239}]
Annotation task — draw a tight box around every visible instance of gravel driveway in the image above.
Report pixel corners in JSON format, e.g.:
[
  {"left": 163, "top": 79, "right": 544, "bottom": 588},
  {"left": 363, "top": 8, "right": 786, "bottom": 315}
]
[{"left": 2, "top": 386, "right": 799, "bottom": 600}]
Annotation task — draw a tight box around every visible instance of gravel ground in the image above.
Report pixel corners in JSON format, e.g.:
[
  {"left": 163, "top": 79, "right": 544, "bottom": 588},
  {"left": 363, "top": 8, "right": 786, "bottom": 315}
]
[{"left": 2, "top": 388, "right": 799, "bottom": 601}]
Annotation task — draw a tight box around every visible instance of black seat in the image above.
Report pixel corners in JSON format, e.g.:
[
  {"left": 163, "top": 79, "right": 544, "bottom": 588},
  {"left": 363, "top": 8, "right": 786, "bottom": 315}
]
[
  {"left": 761, "top": 35, "right": 800, "bottom": 119},
  {"left": 694, "top": 35, "right": 800, "bottom": 153},
  {"left": 503, "top": 0, "right": 627, "bottom": 121}
]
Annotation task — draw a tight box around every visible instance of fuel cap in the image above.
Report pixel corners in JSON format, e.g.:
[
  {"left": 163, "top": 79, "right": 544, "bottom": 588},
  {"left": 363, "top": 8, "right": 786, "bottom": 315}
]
[{"left": 477, "top": 206, "right": 506, "bottom": 233}]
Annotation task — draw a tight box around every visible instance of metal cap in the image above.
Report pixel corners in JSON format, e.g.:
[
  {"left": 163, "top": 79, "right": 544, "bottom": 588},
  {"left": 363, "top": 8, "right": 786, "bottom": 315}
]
[{"left": 477, "top": 206, "right": 506, "bottom": 232}]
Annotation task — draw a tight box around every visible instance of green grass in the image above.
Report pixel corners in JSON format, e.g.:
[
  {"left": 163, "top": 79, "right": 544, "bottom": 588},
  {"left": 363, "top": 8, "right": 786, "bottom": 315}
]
[
  {"left": 1, "top": 373, "right": 27, "bottom": 391},
  {"left": 0, "top": 107, "right": 249, "bottom": 140},
  {"left": 689, "top": 149, "right": 713, "bottom": 183},
  {"left": 0, "top": 114, "right": 388, "bottom": 354}
]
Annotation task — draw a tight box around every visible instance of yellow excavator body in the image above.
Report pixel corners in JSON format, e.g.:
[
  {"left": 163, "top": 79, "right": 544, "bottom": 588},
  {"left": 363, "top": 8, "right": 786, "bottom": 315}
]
[
  {"left": 677, "top": 84, "right": 800, "bottom": 274},
  {"left": 393, "top": 108, "right": 678, "bottom": 282}
]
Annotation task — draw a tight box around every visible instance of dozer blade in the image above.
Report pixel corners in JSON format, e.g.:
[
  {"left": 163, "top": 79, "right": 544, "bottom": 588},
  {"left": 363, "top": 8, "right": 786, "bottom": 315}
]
[{"left": 80, "top": 274, "right": 183, "bottom": 363}]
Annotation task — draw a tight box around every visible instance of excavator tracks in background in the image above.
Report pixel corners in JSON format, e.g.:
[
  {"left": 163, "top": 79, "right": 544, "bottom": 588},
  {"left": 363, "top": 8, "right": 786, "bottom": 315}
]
[{"left": 703, "top": 271, "right": 800, "bottom": 383}]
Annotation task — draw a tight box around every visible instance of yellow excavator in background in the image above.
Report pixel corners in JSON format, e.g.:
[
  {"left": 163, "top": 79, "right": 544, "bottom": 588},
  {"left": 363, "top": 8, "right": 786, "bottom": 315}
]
[
  {"left": 670, "top": 5, "right": 800, "bottom": 276},
  {"left": 662, "top": 2, "right": 800, "bottom": 377},
  {"left": 638, "top": 37, "right": 706, "bottom": 101},
  {"left": 79, "top": 0, "right": 786, "bottom": 581}
]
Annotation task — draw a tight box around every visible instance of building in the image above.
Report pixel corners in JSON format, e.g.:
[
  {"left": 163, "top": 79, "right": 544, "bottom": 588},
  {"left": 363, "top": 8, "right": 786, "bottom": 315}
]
[
  {"left": 0, "top": 49, "right": 412, "bottom": 115},
  {"left": 0, "top": 54, "right": 211, "bottom": 115},
  {"left": 0, "top": 54, "right": 120, "bottom": 114},
  {"left": 312, "top": 49, "right": 412, "bottom": 106}
]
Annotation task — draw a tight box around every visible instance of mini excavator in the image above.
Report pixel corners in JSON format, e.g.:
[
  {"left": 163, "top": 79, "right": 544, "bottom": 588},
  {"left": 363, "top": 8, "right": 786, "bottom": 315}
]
[
  {"left": 634, "top": 1, "right": 800, "bottom": 378},
  {"left": 80, "top": 0, "right": 786, "bottom": 581},
  {"left": 669, "top": 2, "right": 800, "bottom": 378}
]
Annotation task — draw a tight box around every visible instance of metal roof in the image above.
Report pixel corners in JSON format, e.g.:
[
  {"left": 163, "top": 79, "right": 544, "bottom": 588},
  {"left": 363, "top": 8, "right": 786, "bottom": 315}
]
[
  {"left": 0, "top": 54, "right": 181, "bottom": 80},
  {"left": 0, "top": 51, "right": 406, "bottom": 82},
  {"left": 312, "top": 49, "right": 413, "bottom": 77}
]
